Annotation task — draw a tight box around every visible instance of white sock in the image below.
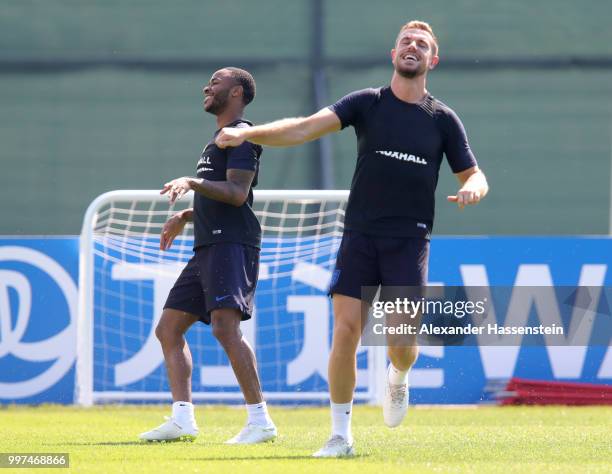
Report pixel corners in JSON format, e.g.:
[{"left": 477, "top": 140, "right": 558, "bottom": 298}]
[
  {"left": 246, "top": 401, "right": 274, "bottom": 427},
  {"left": 388, "top": 363, "right": 409, "bottom": 385},
  {"left": 172, "top": 401, "right": 196, "bottom": 427},
  {"left": 330, "top": 400, "right": 353, "bottom": 441}
]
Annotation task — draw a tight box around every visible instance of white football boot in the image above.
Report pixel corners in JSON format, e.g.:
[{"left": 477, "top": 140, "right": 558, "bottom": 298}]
[
  {"left": 139, "top": 416, "right": 199, "bottom": 442},
  {"left": 312, "top": 435, "right": 355, "bottom": 458},
  {"left": 383, "top": 366, "right": 409, "bottom": 427},
  {"left": 224, "top": 423, "right": 277, "bottom": 445}
]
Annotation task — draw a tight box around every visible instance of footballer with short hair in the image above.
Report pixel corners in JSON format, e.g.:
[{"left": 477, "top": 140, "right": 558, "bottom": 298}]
[
  {"left": 216, "top": 21, "right": 489, "bottom": 456},
  {"left": 139, "top": 67, "right": 277, "bottom": 445}
]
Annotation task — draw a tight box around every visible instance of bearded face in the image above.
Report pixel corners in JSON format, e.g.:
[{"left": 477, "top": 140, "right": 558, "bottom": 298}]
[
  {"left": 392, "top": 28, "right": 438, "bottom": 78},
  {"left": 394, "top": 53, "right": 429, "bottom": 78},
  {"left": 203, "top": 70, "right": 237, "bottom": 115},
  {"left": 204, "top": 87, "right": 231, "bottom": 115}
]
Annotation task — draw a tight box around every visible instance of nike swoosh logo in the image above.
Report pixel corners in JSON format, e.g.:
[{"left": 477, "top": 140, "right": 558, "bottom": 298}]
[{"left": 215, "top": 295, "right": 231, "bottom": 302}]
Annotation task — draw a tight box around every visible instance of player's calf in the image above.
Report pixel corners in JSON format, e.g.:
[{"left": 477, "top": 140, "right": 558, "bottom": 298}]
[
  {"left": 211, "top": 309, "right": 278, "bottom": 444},
  {"left": 388, "top": 344, "right": 418, "bottom": 370}
]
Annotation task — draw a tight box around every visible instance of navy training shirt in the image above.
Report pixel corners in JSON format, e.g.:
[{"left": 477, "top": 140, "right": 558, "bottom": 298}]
[
  {"left": 193, "top": 119, "right": 262, "bottom": 249},
  {"left": 329, "top": 86, "right": 477, "bottom": 239}
]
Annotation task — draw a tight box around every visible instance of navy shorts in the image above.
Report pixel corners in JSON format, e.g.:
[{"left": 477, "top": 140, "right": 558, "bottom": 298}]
[
  {"left": 164, "top": 243, "right": 259, "bottom": 324},
  {"left": 329, "top": 230, "right": 429, "bottom": 304}
]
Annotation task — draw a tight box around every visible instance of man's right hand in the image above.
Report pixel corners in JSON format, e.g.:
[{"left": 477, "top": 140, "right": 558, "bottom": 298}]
[
  {"left": 215, "top": 127, "right": 246, "bottom": 149},
  {"left": 160, "top": 212, "right": 188, "bottom": 250}
]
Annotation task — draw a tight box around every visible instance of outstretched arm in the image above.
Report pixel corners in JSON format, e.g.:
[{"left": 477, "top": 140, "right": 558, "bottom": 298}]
[
  {"left": 215, "top": 108, "right": 341, "bottom": 148},
  {"left": 447, "top": 166, "right": 489, "bottom": 210}
]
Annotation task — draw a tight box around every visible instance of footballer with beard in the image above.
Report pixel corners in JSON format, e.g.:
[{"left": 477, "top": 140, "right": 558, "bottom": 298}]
[
  {"left": 139, "top": 67, "right": 277, "bottom": 445},
  {"left": 215, "top": 22, "right": 489, "bottom": 457}
]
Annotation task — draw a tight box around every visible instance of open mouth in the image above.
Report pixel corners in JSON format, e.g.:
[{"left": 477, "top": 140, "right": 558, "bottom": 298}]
[{"left": 402, "top": 53, "right": 419, "bottom": 63}]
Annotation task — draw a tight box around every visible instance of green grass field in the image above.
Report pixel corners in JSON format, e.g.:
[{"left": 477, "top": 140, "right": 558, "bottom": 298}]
[{"left": 0, "top": 405, "right": 610, "bottom": 473}]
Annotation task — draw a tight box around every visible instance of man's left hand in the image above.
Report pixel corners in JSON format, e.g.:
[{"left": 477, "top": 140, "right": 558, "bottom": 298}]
[{"left": 447, "top": 188, "right": 481, "bottom": 210}]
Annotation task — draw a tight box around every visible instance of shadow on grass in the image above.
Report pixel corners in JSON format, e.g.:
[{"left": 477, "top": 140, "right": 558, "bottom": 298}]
[
  {"left": 52, "top": 441, "right": 154, "bottom": 446},
  {"left": 46, "top": 442, "right": 371, "bottom": 460},
  {"left": 185, "top": 454, "right": 370, "bottom": 461}
]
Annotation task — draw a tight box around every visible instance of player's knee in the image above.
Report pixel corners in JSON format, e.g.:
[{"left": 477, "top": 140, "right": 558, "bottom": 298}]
[
  {"left": 333, "top": 319, "right": 362, "bottom": 348},
  {"left": 155, "top": 314, "right": 184, "bottom": 345},
  {"left": 210, "top": 309, "right": 242, "bottom": 343},
  {"left": 212, "top": 326, "right": 240, "bottom": 345},
  {"left": 155, "top": 321, "right": 176, "bottom": 345},
  {"left": 211, "top": 320, "right": 240, "bottom": 344},
  {"left": 154, "top": 323, "right": 163, "bottom": 342},
  {"left": 211, "top": 324, "right": 227, "bottom": 342}
]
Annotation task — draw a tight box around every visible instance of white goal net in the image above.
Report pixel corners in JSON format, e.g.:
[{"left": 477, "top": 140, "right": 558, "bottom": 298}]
[{"left": 76, "top": 190, "right": 383, "bottom": 406}]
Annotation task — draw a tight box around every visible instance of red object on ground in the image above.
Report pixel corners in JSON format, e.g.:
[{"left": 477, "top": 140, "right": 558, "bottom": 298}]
[{"left": 499, "top": 378, "right": 612, "bottom": 405}]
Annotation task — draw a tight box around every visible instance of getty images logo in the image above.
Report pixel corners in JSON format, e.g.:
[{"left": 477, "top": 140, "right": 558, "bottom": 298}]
[
  {"left": 376, "top": 150, "right": 428, "bottom": 165},
  {"left": 0, "top": 247, "right": 77, "bottom": 399}
]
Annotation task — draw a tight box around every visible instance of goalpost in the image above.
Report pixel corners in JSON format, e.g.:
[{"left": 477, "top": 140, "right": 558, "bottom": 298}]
[{"left": 76, "top": 190, "right": 385, "bottom": 406}]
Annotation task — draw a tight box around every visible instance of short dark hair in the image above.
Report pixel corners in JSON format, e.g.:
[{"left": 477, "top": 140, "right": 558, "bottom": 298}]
[{"left": 225, "top": 67, "right": 256, "bottom": 105}]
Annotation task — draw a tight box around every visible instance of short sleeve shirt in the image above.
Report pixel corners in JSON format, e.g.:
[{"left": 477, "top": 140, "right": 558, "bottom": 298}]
[
  {"left": 328, "top": 86, "right": 477, "bottom": 239},
  {"left": 193, "top": 120, "right": 262, "bottom": 249}
]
